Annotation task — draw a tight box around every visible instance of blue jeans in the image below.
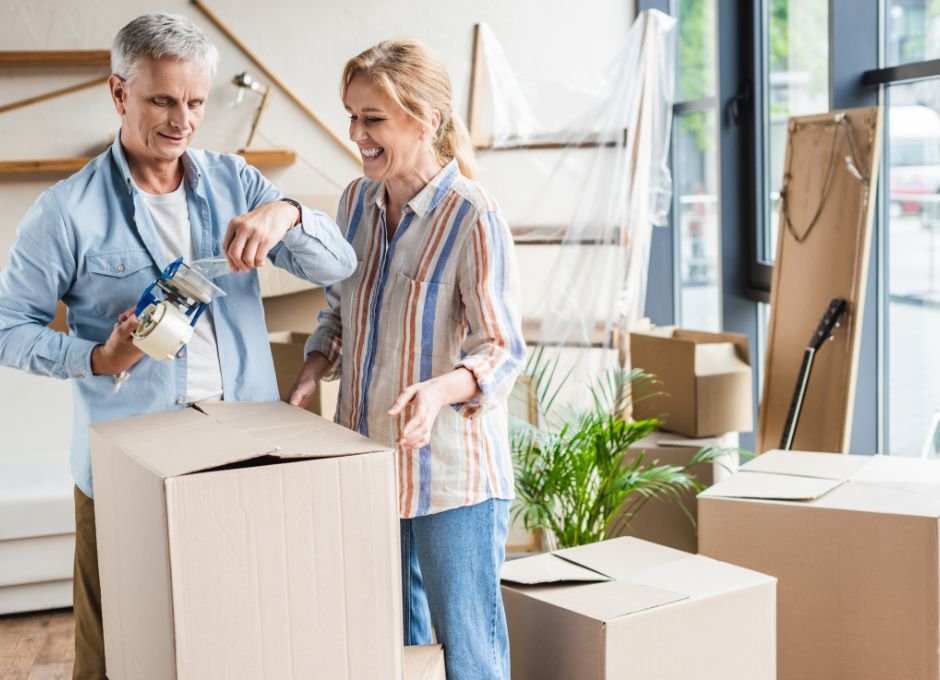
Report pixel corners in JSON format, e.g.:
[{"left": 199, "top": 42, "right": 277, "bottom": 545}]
[{"left": 400, "top": 499, "right": 511, "bottom": 680}]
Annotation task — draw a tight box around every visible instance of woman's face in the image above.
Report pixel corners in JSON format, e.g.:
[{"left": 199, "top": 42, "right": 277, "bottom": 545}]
[{"left": 344, "top": 74, "right": 432, "bottom": 184}]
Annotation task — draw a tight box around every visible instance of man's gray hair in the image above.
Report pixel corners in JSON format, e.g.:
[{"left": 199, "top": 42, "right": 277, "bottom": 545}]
[{"left": 111, "top": 12, "right": 219, "bottom": 82}]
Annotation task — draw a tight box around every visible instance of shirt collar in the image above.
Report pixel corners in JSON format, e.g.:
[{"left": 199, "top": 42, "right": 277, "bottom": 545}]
[
  {"left": 370, "top": 160, "right": 461, "bottom": 218},
  {"left": 109, "top": 131, "right": 201, "bottom": 195}
]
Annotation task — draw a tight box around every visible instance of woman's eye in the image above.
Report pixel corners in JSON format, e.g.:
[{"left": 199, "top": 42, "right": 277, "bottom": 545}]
[{"left": 365, "top": 118, "right": 384, "bottom": 125}]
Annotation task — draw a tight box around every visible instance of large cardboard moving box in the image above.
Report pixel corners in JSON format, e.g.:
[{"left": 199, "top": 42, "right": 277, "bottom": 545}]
[
  {"left": 501, "top": 537, "right": 776, "bottom": 679},
  {"left": 90, "top": 401, "right": 402, "bottom": 680},
  {"left": 700, "top": 450, "right": 940, "bottom": 680},
  {"left": 630, "top": 328, "right": 753, "bottom": 437},
  {"left": 613, "top": 431, "right": 738, "bottom": 552}
]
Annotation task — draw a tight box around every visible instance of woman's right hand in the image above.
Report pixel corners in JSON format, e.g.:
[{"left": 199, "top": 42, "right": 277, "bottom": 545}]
[{"left": 287, "top": 351, "right": 331, "bottom": 409}]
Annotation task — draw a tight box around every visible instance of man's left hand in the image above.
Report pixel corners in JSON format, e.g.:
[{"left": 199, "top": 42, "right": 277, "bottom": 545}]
[{"left": 223, "top": 200, "right": 300, "bottom": 272}]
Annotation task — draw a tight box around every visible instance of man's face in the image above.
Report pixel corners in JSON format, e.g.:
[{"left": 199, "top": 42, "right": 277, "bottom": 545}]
[{"left": 110, "top": 56, "right": 212, "bottom": 166}]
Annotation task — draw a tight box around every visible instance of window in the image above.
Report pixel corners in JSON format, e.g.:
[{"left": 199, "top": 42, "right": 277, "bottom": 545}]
[
  {"left": 760, "top": 0, "right": 829, "bottom": 262},
  {"left": 885, "top": 85, "right": 940, "bottom": 456},
  {"left": 673, "top": 0, "right": 721, "bottom": 330},
  {"left": 886, "top": 0, "right": 940, "bottom": 66}
]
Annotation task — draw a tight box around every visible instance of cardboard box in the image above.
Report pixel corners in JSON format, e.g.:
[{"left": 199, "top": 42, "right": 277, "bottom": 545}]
[
  {"left": 612, "top": 431, "right": 738, "bottom": 553},
  {"left": 501, "top": 537, "right": 776, "bottom": 679},
  {"left": 90, "top": 401, "right": 402, "bottom": 680},
  {"left": 630, "top": 328, "right": 753, "bottom": 437},
  {"left": 699, "top": 450, "right": 940, "bottom": 680},
  {"left": 403, "top": 645, "right": 445, "bottom": 680}
]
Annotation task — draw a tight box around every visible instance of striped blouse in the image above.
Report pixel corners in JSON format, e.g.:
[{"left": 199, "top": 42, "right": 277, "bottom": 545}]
[{"left": 306, "top": 161, "right": 525, "bottom": 518}]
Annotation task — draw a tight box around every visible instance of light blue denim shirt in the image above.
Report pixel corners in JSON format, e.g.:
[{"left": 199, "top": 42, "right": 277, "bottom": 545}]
[{"left": 0, "top": 137, "right": 356, "bottom": 497}]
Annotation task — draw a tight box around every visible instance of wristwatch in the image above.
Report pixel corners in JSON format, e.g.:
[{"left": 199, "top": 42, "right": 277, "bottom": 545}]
[{"left": 279, "top": 197, "right": 302, "bottom": 227}]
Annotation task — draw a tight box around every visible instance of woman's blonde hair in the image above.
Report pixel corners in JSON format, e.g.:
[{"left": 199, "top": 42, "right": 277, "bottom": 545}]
[{"left": 342, "top": 39, "right": 477, "bottom": 179}]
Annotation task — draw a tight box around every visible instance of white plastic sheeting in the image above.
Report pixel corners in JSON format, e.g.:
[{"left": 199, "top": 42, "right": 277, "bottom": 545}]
[{"left": 478, "top": 10, "right": 676, "bottom": 400}]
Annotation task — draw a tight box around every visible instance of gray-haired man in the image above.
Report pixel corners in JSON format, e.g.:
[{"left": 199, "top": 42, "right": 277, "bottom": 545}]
[{"left": 0, "top": 13, "right": 355, "bottom": 677}]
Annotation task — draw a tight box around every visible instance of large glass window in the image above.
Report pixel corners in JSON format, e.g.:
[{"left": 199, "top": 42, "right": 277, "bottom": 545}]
[
  {"left": 886, "top": 0, "right": 940, "bottom": 66},
  {"left": 761, "top": 0, "right": 829, "bottom": 261},
  {"left": 673, "top": 0, "right": 720, "bottom": 331},
  {"left": 886, "top": 82, "right": 940, "bottom": 456}
]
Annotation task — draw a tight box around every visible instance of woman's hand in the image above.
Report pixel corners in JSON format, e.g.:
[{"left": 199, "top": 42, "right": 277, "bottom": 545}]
[
  {"left": 388, "top": 367, "right": 479, "bottom": 449},
  {"left": 388, "top": 380, "right": 446, "bottom": 449},
  {"left": 287, "top": 351, "right": 330, "bottom": 409}
]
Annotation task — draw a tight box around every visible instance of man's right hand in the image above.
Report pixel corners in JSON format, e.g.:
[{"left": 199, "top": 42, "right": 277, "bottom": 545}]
[{"left": 91, "top": 308, "right": 145, "bottom": 376}]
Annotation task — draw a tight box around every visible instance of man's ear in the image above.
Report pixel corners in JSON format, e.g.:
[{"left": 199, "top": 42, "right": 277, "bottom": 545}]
[{"left": 108, "top": 74, "right": 127, "bottom": 116}]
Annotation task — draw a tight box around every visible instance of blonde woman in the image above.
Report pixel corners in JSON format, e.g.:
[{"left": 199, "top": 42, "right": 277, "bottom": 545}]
[{"left": 289, "top": 39, "right": 524, "bottom": 678}]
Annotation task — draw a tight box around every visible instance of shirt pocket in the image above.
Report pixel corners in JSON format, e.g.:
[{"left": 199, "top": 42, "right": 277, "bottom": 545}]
[
  {"left": 383, "top": 272, "right": 461, "bottom": 360},
  {"left": 83, "top": 249, "right": 156, "bottom": 319}
]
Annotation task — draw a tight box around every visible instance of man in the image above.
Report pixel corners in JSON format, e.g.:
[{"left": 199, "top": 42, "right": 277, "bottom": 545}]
[{"left": 0, "top": 13, "right": 355, "bottom": 679}]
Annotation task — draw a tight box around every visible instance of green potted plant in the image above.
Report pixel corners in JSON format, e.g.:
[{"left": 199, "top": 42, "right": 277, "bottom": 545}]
[{"left": 510, "top": 350, "right": 736, "bottom": 550}]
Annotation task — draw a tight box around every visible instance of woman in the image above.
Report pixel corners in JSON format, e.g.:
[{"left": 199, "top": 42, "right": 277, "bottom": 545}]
[{"left": 289, "top": 39, "right": 524, "bottom": 679}]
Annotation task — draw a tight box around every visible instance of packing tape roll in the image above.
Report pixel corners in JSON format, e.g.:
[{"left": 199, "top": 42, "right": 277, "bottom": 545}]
[{"left": 132, "top": 302, "right": 194, "bottom": 360}]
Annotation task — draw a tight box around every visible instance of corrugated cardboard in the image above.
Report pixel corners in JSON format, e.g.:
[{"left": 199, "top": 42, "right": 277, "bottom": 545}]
[
  {"left": 631, "top": 327, "right": 753, "bottom": 437},
  {"left": 263, "top": 288, "right": 325, "bottom": 333},
  {"left": 90, "top": 401, "right": 403, "bottom": 680},
  {"left": 501, "top": 537, "right": 776, "bottom": 679},
  {"left": 699, "top": 450, "right": 940, "bottom": 680},
  {"left": 403, "top": 645, "right": 445, "bottom": 680},
  {"left": 612, "top": 431, "right": 738, "bottom": 552}
]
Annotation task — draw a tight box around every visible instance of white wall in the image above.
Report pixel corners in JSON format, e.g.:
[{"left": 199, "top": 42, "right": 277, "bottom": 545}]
[{"left": 0, "top": 0, "right": 636, "bottom": 455}]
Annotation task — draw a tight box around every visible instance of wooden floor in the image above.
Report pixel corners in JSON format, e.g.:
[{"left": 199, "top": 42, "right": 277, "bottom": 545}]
[{"left": 0, "top": 609, "right": 74, "bottom": 680}]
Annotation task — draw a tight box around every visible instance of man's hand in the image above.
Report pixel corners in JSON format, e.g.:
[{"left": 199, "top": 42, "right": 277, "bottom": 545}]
[
  {"left": 224, "top": 200, "right": 300, "bottom": 273},
  {"left": 388, "top": 380, "right": 447, "bottom": 449},
  {"left": 91, "top": 308, "right": 145, "bottom": 376}
]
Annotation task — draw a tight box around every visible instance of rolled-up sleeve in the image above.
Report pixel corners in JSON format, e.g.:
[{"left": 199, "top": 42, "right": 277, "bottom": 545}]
[
  {"left": 453, "top": 210, "right": 525, "bottom": 417},
  {"left": 0, "top": 191, "right": 97, "bottom": 380},
  {"left": 237, "top": 160, "right": 356, "bottom": 286}
]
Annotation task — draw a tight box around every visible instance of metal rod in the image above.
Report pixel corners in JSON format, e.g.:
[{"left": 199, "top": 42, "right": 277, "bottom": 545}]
[
  {"left": 0, "top": 75, "right": 109, "bottom": 116},
  {"left": 190, "top": 0, "right": 359, "bottom": 164}
]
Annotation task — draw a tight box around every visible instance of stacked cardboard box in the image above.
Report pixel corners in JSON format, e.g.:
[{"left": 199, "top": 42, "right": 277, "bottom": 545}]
[
  {"left": 700, "top": 450, "right": 940, "bottom": 680},
  {"left": 501, "top": 537, "right": 776, "bottom": 679},
  {"left": 0, "top": 450, "right": 74, "bottom": 614},
  {"left": 613, "top": 431, "right": 739, "bottom": 552},
  {"left": 91, "top": 401, "right": 403, "bottom": 680},
  {"left": 630, "top": 328, "right": 753, "bottom": 437}
]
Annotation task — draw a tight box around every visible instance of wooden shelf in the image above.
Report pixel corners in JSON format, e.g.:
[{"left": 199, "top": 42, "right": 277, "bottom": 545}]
[
  {"left": 0, "top": 157, "right": 93, "bottom": 175},
  {"left": 0, "top": 51, "right": 111, "bottom": 67},
  {"left": 238, "top": 148, "right": 296, "bottom": 167},
  {"left": 0, "top": 148, "right": 298, "bottom": 177}
]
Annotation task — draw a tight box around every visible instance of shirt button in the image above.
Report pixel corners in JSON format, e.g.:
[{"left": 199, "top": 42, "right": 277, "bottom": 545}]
[
  {"left": 116, "top": 264, "right": 126, "bottom": 273},
  {"left": 176, "top": 398, "right": 184, "bottom": 405},
  {"left": 177, "top": 348, "right": 185, "bottom": 358}
]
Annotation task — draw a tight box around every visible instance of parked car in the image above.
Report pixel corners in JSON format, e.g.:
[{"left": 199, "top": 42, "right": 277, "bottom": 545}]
[{"left": 889, "top": 105, "right": 940, "bottom": 219}]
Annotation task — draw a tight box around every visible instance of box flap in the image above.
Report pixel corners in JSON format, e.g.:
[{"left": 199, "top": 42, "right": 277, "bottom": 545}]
[
  {"left": 90, "top": 408, "right": 278, "bottom": 478},
  {"left": 813, "top": 480, "right": 940, "bottom": 518},
  {"left": 516, "top": 579, "right": 688, "bottom": 623},
  {"left": 675, "top": 328, "right": 750, "bottom": 364},
  {"left": 847, "top": 454, "right": 940, "bottom": 485},
  {"left": 700, "top": 471, "right": 845, "bottom": 501},
  {"left": 694, "top": 343, "right": 751, "bottom": 376},
  {"left": 743, "top": 449, "right": 871, "bottom": 480},
  {"left": 195, "top": 401, "right": 389, "bottom": 458},
  {"left": 629, "top": 554, "right": 776, "bottom": 599},
  {"left": 554, "top": 537, "right": 691, "bottom": 582},
  {"left": 501, "top": 553, "right": 610, "bottom": 585}
]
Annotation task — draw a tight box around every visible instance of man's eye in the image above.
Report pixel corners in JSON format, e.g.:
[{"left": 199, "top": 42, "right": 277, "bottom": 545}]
[
  {"left": 188, "top": 100, "right": 204, "bottom": 110},
  {"left": 365, "top": 118, "right": 384, "bottom": 125},
  {"left": 152, "top": 98, "right": 171, "bottom": 107}
]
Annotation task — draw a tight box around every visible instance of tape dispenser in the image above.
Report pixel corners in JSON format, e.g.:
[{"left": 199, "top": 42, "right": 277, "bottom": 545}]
[{"left": 131, "top": 256, "right": 226, "bottom": 360}]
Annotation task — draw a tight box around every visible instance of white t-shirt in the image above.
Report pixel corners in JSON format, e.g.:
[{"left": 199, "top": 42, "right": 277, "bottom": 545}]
[{"left": 140, "top": 179, "right": 224, "bottom": 403}]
